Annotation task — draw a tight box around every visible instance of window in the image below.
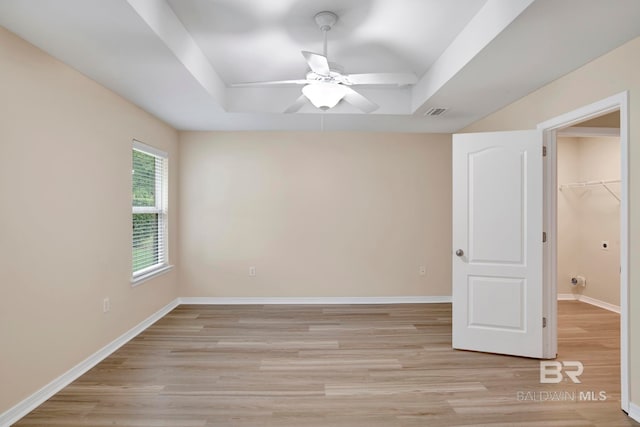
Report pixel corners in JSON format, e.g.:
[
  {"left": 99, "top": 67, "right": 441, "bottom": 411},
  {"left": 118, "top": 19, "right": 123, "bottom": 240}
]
[{"left": 132, "top": 140, "right": 169, "bottom": 282}]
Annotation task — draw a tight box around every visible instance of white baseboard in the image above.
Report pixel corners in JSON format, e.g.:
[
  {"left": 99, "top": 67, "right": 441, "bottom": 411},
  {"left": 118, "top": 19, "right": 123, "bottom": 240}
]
[
  {"left": 178, "top": 296, "right": 452, "bottom": 305},
  {"left": 0, "top": 298, "right": 180, "bottom": 427},
  {"left": 557, "top": 293, "right": 620, "bottom": 313},
  {"left": 629, "top": 402, "right": 640, "bottom": 423},
  {"left": 579, "top": 295, "right": 621, "bottom": 313}
]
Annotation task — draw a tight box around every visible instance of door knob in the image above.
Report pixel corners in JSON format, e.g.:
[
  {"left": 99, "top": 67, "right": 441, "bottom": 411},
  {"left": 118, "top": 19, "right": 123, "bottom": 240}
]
[{"left": 455, "top": 249, "right": 464, "bottom": 257}]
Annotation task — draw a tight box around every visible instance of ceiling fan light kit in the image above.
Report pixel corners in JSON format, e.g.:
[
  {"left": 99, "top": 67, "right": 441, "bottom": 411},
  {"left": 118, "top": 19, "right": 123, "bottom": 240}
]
[
  {"left": 302, "top": 81, "right": 347, "bottom": 110},
  {"left": 232, "top": 10, "right": 417, "bottom": 114}
]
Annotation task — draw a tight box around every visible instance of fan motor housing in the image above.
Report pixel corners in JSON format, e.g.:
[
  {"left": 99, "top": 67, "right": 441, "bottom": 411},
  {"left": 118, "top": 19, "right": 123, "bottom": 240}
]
[{"left": 306, "top": 68, "right": 348, "bottom": 85}]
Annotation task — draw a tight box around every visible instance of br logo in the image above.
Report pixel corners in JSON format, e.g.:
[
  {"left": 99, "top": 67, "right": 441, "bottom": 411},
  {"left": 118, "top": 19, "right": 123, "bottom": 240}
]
[{"left": 539, "top": 361, "right": 584, "bottom": 383}]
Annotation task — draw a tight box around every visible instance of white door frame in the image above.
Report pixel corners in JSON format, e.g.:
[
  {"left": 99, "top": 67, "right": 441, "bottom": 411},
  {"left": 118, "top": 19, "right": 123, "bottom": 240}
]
[{"left": 537, "top": 91, "right": 629, "bottom": 412}]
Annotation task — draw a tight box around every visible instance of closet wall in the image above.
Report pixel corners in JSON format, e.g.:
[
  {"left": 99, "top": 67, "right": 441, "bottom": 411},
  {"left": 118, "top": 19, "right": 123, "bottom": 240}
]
[{"left": 557, "top": 136, "right": 620, "bottom": 306}]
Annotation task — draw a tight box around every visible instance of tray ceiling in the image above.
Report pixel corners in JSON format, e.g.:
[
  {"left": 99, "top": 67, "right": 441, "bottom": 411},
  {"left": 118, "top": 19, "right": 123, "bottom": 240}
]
[{"left": 1, "top": 0, "right": 640, "bottom": 132}]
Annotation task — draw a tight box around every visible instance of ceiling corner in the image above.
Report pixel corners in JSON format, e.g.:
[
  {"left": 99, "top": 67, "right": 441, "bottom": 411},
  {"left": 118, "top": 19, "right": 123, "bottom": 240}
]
[
  {"left": 411, "top": 0, "right": 536, "bottom": 115},
  {"left": 126, "top": 0, "right": 227, "bottom": 111}
]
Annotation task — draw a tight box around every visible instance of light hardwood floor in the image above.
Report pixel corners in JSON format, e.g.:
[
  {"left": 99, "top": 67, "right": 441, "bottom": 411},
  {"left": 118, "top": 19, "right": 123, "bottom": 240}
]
[{"left": 14, "top": 301, "right": 637, "bottom": 426}]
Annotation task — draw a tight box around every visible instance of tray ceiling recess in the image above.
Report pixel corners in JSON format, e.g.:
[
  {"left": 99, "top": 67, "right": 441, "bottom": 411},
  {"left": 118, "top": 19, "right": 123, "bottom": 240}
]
[{"left": 231, "top": 11, "right": 418, "bottom": 114}]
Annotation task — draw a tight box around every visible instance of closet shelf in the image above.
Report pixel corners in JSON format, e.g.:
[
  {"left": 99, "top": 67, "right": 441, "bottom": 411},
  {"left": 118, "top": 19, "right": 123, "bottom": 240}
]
[{"left": 559, "top": 179, "right": 621, "bottom": 202}]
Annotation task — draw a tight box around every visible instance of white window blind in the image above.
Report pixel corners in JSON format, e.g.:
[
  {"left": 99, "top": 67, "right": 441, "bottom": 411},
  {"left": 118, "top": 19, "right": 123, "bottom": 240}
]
[{"left": 132, "top": 140, "right": 168, "bottom": 281}]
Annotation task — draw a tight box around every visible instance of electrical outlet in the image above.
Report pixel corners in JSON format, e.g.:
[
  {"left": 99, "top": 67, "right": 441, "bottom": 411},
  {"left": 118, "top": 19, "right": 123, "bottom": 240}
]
[
  {"left": 103, "top": 298, "right": 110, "bottom": 313},
  {"left": 601, "top": 241, "right": 609, "bottom": 251},
  {"left": 419, "top": 266, "right": 427, "bottom": 276},
  {"left": 249, "top": 266, "right": 256, "bottom": 277}
]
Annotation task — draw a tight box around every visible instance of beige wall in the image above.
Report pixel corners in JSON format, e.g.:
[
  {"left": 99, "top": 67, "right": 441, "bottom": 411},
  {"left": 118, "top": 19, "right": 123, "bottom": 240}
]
[
  {"left": 557, "top": 137, "right": 620, "bottom": 305},
  {"left": 463, "top": 35, "right": 640, "bottom": 405},
  {"left": 178, "top": 131, "right": 452, "bottom": 298},
  {"left": 0, "top": 27, "right": 179, "bottom": 412}
]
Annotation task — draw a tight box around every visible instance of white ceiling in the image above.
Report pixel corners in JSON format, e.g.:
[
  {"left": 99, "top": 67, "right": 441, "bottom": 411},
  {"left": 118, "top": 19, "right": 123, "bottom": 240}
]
[{"left": 1, "top": 0, "right": 640, "bottom": 132}]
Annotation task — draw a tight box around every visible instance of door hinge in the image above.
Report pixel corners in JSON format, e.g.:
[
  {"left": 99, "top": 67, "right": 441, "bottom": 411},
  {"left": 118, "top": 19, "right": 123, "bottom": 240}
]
[
  {"left": 543, "top": 317, "right": 547, "bottom": 328},
  {"left": 543, "top": 231, "right": 547, "bottom": 243},
  {"left": 543, "top": 146, "right": 547, "bottom": 157}
]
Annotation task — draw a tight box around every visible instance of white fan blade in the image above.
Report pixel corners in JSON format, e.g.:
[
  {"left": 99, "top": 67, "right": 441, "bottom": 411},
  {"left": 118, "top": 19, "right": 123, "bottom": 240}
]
[
  {"left": 231, "top": 79, "right": 309, "bottom": 87},
  {"left": 284, "top": 95, "right": 308, "bottom": 113},
  {"left": 346, "top": 72, "right": 417, "bottom": 86},
  {"left": 342, "top": 87, "right": 378, "bottom": 113},
  {"left": 302, "top": 51, "right": 330, "bottom": 76}
]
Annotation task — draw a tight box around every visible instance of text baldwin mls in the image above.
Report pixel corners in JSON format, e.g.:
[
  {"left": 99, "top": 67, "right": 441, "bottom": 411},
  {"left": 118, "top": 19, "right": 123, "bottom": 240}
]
[{"left": 517, "top": 391, "right": 607, "bottom": 402}]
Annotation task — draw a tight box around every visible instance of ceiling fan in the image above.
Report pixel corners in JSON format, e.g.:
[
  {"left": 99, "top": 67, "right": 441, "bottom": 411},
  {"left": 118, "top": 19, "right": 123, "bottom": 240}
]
[{"left": 231, "top": 11, "right": 418, "bottom": 113}]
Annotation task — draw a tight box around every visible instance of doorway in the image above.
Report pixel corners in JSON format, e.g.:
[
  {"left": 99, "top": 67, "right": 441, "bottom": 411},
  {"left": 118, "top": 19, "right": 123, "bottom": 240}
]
[
  {"left": 538, "top": 92, "right": 629, "bottom": 412},
  {"left": 556, "top": 115, "right": 621, "bottom": 310}
]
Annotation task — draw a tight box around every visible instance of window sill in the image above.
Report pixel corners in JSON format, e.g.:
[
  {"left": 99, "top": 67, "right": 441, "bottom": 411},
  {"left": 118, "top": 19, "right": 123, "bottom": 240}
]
[{"left": 131, "top": 264, "right": 174, "bottom": 287}]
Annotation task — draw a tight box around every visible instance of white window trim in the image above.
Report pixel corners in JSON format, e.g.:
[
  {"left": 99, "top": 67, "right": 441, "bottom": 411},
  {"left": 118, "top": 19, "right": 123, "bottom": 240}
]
[
  {"left": 131, "top": 264, "right": 174, "bottom": 287},
  {"left": 132, "top": 139, "right": 169, "bottom": 284},
  {"left": 133, "top": 140, "right": 167, "bottom": 159}
]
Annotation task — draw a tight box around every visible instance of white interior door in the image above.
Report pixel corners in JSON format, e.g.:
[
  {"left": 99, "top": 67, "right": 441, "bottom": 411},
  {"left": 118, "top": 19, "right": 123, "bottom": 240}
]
[{"left": 452, "top": 130, "right": 544, "bottom": 358}]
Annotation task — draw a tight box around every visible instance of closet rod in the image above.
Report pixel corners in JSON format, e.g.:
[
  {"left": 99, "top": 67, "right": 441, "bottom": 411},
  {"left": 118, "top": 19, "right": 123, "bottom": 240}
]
[
  {"left": 560, "top": 179, "right": 620, "bottom": 188},
  {"left": 559, "top": 179, "right": 621, "bottom": 202}
]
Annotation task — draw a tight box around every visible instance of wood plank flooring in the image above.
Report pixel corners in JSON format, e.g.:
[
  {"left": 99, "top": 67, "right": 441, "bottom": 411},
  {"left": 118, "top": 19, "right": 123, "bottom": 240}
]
[{"left": 14, "top": 301, "right": 637, "bottom": 426}]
